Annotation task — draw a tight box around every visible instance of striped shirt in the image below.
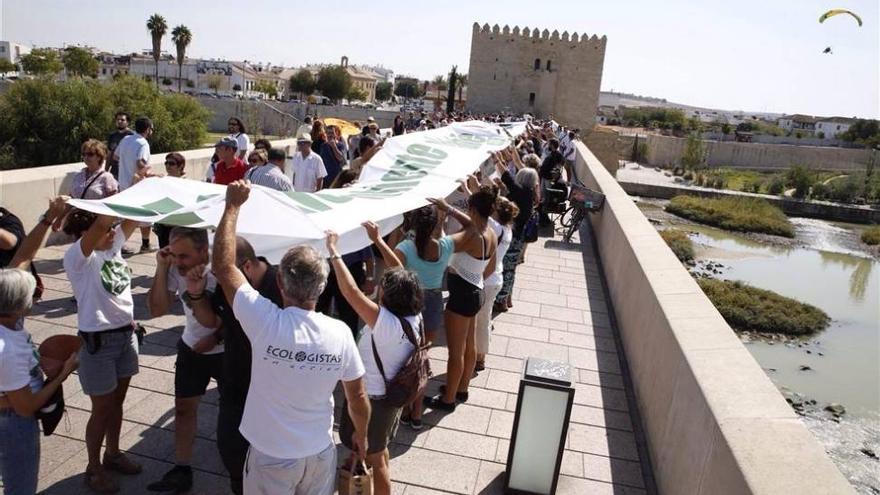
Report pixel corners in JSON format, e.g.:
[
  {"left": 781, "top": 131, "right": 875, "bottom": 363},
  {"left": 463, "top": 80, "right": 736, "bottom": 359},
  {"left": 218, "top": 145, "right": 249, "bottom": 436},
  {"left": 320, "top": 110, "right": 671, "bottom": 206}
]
[{"left": 245, "top": 164, "right": 293, "bottom": 192}]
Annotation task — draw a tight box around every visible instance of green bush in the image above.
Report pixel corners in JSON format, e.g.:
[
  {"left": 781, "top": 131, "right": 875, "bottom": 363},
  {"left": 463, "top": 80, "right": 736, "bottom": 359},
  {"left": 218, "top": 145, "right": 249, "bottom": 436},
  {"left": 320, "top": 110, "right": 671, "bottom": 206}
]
[
  {"left": 698, "top": 279, "right": 829, "bottom": 335},
  {"left": 862, "top": 226, "right": 880, "bottom": 245},
  {"left": 682, "top": 171, "right": 695, "bottom": 181},
  {"left": 785, "top": 165, "right": 813, "bottom": 199},
  {"left": 666, "top": 195, "right": 794, "bottom": 237},
  {"left": 767, "top": 177, "right": 786, "bottom": 195},
  {"left": 660, "top": 229, "right": 695, "bottom": 262},
  {"left": 161, "top": 77, "right": 172, "bottom": 86},
  {"left": 0, "top": 76, "right": 209, "bottom": 169},
  {"left": 810, "top": 182, "right": 829, "bottom": 200},
  {"left": 823, "top": 176, "right": 860, "bottom": 203},
  {"left": 741, "top": 179, "right": 762, "bottom": 194}
]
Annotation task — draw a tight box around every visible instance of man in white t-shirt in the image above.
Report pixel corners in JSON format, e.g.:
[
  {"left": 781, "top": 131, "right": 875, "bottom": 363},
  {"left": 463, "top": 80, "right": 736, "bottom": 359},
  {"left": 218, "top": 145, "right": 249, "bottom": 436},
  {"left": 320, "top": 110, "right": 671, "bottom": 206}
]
[
  {"left": 288, "top": 133, "right": 327, "bottom": 192},
  {"left": 113, "top": 116, "right": 155, "bottom": 253},
  {"left": 212, "top": 180, "right": 370, "bottom": 495},
  {"left": 146, "top": 227, "right": 222, "bottom": 493}
]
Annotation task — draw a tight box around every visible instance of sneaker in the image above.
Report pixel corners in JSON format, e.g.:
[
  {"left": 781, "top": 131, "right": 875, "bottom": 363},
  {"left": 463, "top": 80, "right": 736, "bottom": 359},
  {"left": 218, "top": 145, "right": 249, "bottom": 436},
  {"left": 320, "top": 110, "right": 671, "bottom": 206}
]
[
  {"left": 409, "top": 418, "right": 424, "bottom": 430},
  {"left": 139, "top": 242, "right": 154, "bottom": 253},
  {"left": 146, "top": 465, "right": 193, "bottom": 493},
  {"left": 423, "top": 394, "right": 456, "bottom": 412},
  {"left": 85, "top": 468, "right": 120, "bottom": 494},
  {"left": 102, "top": 452, "right": 142, "bottom": 475},
  {"left": 399, "top": 414, "right": 411, "bottom": 426}
]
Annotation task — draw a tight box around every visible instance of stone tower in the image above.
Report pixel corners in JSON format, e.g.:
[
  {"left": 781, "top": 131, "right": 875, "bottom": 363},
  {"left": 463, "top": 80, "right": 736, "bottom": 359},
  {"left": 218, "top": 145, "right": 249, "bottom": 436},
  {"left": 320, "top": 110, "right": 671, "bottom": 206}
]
[{"left": 466, "top": 23, "right": 606, "bottom": 132}]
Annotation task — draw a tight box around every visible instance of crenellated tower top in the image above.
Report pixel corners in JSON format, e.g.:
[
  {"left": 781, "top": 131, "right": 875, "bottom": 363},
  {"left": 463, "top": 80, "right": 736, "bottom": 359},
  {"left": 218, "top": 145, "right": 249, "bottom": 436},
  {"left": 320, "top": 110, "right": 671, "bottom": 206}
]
[{"left": 472, "top": 21, "right": 606, "bottom": 47}]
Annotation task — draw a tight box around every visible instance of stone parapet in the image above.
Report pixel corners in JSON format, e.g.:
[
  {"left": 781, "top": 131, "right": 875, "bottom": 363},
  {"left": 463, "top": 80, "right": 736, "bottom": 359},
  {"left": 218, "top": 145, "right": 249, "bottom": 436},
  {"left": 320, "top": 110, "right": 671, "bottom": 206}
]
[{"left": 573, "top": 141, "right": 855, "bottom": 494}]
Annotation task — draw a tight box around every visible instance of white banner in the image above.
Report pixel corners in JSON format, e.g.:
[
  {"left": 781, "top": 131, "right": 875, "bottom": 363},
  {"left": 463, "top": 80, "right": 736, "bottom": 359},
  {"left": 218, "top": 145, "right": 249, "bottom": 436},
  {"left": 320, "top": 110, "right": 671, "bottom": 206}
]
[{"left": 68, "top": 121, "right": 513, "bottom": 262}]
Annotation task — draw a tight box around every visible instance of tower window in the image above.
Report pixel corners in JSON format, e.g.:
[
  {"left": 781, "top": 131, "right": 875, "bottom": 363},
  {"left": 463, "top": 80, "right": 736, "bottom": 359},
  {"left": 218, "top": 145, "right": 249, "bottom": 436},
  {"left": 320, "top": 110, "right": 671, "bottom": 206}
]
[
  {"left": 533, "top": 58, "right": 541, "bottom": 71},
  {"left": 546, "top": 60, "right": 552, "bottom": 71},
  {"left": 529, "top": 93, "right": 536, "bottom": 105}
]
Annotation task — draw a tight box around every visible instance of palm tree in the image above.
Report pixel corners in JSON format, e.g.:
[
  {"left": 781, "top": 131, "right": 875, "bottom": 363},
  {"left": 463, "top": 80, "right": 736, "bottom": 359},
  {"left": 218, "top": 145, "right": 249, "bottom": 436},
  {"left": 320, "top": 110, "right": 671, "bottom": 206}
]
[
  {"left": 457, "top": 73, "right": 467, "bottom": 106},
  {"left": 171, "top": 25, "right": 192, "bottom": 93},
  {"left": 146, "top": 14, "right": 168, "bottom": 90},
  {"left": 432, "top": 75, "right": 447, "bottom": 101}
]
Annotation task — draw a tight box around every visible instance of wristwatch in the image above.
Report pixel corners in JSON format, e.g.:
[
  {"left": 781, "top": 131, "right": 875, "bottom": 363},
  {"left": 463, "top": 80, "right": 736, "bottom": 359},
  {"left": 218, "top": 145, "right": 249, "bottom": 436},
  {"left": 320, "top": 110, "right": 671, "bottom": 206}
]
[{"left": 329, "top": 254, "right": 342, "bottom": 260}]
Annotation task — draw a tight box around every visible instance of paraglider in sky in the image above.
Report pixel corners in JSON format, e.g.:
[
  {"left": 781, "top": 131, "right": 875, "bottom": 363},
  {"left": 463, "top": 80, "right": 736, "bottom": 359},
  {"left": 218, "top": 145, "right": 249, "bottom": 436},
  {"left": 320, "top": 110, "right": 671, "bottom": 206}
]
[
  {"left": 819, "top": 9, "right": 863, "bottom": 27},
  {"left": 823, "top": 46, "right": 833, "bottom": 54}
]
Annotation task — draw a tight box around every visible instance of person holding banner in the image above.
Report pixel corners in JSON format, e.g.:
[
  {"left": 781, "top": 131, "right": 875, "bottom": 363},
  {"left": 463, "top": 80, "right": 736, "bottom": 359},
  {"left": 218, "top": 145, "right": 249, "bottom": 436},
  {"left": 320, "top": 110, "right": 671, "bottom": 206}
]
[
  {"left": 327, "top": 225, "right": 423, "bottom": 495},
  {"left": 212, "top": 181, "right": 370, "bottom": 495},
  {"left": 423, "top": 188, "right": 498, "bottom": 412},
  {"left": 62, "top": 211, "right": 144, "bottom": 493},
  {"left": 0, "top": 197, "right": 78, "bottom": 495}
]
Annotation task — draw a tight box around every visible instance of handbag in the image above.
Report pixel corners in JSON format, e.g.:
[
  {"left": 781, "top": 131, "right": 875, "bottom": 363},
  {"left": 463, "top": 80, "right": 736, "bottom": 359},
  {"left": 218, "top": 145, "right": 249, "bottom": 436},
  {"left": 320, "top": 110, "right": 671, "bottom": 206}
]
[
  {"left": 523, "top": 210, "right": 539, "bottom": 243},
  {"left": 370, "top": 315, "right": 431, "bottom": 408},
  {"left": 337, "top": 455, "right": 373, "bottom": 495}
]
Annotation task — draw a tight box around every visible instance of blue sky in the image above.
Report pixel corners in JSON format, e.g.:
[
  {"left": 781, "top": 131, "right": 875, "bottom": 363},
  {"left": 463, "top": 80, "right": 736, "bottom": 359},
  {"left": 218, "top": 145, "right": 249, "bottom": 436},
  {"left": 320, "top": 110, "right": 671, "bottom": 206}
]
[{"left": 1, "top": 0, "right": 877, "bottom": 118}]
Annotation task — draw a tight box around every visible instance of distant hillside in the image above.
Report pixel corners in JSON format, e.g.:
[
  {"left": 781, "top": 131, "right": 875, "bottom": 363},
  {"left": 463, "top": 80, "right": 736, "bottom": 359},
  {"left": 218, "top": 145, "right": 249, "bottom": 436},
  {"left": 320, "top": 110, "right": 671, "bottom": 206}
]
[{"left": 599, "top": 91, "right": 784, "bottom": 122}]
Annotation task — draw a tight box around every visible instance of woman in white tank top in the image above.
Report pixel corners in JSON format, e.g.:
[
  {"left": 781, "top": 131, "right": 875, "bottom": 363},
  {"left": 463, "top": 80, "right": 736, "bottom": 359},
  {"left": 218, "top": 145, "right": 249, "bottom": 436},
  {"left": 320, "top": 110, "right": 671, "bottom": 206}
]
[{"left": 423, "top": 187, "right": 498, "bottom": 412}]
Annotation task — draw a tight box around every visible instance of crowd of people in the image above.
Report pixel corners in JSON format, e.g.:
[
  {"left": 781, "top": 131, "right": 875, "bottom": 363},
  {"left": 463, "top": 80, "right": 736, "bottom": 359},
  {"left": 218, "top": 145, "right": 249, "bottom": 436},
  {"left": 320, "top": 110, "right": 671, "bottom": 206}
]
[{"left": 0, "top": 108, "right": 580, "bottom": 495}]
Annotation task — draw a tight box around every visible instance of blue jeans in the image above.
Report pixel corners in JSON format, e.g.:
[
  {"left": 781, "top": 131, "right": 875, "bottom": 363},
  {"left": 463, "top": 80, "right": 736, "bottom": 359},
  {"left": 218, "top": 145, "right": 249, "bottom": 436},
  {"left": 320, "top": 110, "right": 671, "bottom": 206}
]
[{"left": 0, "top": 408, "right": 40, "bottom": 495}]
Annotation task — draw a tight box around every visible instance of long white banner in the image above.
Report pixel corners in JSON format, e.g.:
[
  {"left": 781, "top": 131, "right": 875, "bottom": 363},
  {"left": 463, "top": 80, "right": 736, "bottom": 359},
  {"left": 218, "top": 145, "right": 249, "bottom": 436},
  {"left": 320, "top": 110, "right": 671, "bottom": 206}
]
[{"left": 68, "top": 121, "right": 512, "bottom": 261}]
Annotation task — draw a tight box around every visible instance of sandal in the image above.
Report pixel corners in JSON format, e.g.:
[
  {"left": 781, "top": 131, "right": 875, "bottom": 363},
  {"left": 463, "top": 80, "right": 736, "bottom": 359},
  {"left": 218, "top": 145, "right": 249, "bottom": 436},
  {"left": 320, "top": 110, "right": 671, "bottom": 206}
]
[
  {"left": 103, "top": 452, "right": 143, "bottom": 475},
  {"left": 85, "top": 469, "right": 120, "bottom": 494}
]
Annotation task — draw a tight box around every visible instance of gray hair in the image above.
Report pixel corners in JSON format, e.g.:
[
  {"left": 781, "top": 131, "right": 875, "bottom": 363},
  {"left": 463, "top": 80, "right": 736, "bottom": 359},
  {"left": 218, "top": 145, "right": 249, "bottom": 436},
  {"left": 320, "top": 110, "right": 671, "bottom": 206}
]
[
  {"left": 169, "top": 227, "right": 209, "bottom": 251},
  {"left": 0, "top": 269, "right": 36, "bottom": 317},
  {"left": 522, "top": 153, "right": 540, "bottom": 169},
  {"left": 279, "top": 246, "right": 329, "bottom": 303},
  {"left": 514, "top": 167, "right": 539, "bottom": 190}
]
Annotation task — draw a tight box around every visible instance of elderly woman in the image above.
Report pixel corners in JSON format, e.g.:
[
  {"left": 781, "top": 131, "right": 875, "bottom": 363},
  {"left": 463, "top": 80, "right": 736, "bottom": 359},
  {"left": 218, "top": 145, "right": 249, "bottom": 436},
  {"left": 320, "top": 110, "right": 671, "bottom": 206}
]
[
  {"left": 327, "top": 223, "right": 423, "bottom": 495},
  {"left": 62, "top": 211, "right": 143, "bottom": 493},
  {"left": 494, "top": 157, "right": 539, "bottom": 313},
  {"left": 54, "top": 140, "right": 119, "bottom": 233},
  {"left": 0, "top": 197, "right": 78, "bottom": 495}
]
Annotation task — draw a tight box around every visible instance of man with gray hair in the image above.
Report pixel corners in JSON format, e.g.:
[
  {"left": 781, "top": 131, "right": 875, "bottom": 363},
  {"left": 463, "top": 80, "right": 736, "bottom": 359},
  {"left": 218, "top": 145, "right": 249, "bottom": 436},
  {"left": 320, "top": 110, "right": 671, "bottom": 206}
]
[
  {"left": 146, "top": 227, "right": 222, "bottom": 493},
  {"left": 213, "top": 180, "right": 370, "bottom": 494}
]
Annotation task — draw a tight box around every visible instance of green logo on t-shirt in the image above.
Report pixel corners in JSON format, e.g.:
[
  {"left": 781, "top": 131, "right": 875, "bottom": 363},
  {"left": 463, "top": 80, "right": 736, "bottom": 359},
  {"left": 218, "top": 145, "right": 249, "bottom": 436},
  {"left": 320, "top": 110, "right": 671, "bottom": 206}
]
[{"left": 100, "top": 260, "right": 130, "bottom": 296}]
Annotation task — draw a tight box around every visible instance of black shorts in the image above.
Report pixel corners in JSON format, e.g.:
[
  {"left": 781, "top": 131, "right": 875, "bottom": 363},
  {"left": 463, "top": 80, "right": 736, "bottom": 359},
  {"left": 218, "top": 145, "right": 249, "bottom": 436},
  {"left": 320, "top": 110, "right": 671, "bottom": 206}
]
[
  {"left": 446, "top": 272, "right": 484, "bottom": 317},
  {"left": 175, "top": 339, "right": 224, "bottom": 398}
]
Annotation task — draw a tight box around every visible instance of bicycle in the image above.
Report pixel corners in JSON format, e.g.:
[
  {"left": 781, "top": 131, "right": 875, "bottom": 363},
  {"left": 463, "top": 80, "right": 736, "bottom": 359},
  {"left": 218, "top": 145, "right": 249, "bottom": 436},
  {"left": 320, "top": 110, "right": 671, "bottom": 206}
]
[{"left": 558, "top": 182, "right": 605, "bottom": 243}]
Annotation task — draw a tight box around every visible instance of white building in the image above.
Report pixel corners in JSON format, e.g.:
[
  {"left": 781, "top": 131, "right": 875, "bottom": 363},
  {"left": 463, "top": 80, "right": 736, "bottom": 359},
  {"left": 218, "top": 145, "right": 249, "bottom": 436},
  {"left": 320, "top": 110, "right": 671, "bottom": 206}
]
[
  {"left": 815, "top": 117, "right": 854, "bottom": 138},
  {"left": 0, "top": 41, "right": 30, "bottom": 64}
]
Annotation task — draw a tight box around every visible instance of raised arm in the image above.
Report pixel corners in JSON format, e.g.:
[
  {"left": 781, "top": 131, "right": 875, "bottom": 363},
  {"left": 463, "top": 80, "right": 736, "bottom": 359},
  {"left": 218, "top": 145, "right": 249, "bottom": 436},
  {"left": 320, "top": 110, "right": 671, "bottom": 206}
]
[
  {"left": 212, "top": 181, "right": 251, "bottom": 307},
  {"left": 9, "top": 197, "right": 67, "bottom": 271},
  {"left": 363, "top": 221, "right": 402, "bottom": 269},
  {"left": 325, "top": 231, "right": 380, "bottom": 328},
  {"left": 428, "top": 197, "right": 472, "bottom": 229},
  {"left": 146, "top": 247, "right": 175, "bottom": 317}
]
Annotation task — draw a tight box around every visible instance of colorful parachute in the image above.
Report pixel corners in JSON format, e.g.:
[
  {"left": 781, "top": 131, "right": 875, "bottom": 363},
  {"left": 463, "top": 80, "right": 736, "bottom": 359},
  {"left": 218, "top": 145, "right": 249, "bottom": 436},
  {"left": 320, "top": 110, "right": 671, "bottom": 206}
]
[{"left": 819, "top": 9, "right": 863, "bottom": 27}]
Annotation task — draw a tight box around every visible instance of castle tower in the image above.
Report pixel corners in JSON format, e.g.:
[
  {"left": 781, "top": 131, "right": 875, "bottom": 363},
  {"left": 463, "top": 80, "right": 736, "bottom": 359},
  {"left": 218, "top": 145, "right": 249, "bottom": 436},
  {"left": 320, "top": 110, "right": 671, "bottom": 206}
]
[{"left": 466, "top": 22, "right": 606, "bottom": 132}]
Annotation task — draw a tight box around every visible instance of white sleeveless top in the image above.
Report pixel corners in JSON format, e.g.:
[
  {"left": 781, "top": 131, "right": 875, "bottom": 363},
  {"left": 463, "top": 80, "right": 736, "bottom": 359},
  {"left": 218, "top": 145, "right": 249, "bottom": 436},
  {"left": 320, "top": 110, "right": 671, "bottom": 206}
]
[
  {"left": 486, "top": 219, "right": 512, "bottom": 287},
  {"left": 449, "top": 232, "right": 492, "bottom": 289}
]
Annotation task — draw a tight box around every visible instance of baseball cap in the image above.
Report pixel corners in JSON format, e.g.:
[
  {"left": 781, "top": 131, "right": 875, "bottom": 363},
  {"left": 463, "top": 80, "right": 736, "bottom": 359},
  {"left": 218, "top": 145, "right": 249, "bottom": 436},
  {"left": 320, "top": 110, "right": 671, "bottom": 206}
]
[{"left": 215, "top": 137, "right": 238, "bottom": 149}]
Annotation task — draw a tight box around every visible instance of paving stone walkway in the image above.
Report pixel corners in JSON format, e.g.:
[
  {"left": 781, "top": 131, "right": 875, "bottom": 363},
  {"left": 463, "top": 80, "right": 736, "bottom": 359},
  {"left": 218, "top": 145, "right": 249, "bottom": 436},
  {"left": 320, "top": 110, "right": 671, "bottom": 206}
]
[{"left": 29, "top": 225, "right": 654, "bottom": 494}]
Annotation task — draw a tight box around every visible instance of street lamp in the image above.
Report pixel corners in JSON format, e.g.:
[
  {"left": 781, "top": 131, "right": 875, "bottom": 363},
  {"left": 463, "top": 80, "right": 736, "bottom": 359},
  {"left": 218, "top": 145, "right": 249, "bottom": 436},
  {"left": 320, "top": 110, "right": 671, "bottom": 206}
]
[{"left": 504, "top": 357, "right": 575, "bottom": 495}]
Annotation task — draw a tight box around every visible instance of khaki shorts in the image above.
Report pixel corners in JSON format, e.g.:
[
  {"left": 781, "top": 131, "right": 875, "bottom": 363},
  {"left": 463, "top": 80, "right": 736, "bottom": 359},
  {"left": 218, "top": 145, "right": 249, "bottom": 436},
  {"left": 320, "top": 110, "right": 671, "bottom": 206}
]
[{"left": 340, "top": 397, "right": 401, "bottom": 454}]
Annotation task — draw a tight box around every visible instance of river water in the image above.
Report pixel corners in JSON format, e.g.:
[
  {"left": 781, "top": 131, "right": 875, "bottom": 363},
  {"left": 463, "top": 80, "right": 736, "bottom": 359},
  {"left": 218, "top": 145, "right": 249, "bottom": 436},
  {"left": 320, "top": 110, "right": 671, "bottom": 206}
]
[{"left": 636, "top": 199, "right": 880, "bottom": 493}]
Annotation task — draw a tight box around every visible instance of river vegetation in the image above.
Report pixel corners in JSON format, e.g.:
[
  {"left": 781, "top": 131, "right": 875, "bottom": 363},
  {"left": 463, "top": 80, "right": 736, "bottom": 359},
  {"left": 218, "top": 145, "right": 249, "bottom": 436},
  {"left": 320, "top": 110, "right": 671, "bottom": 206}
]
[
  {"left": 861, "top": 225, "right": 880, "bottom": 245},
  {"left": 659, "top": 229, "right": 695, "bottom": 262},
  {"left": 697, "top": 278, "right": 830, "bottom": 335},
  {"left": 665, "top": 195, "right": 795, "bottom": 237}
]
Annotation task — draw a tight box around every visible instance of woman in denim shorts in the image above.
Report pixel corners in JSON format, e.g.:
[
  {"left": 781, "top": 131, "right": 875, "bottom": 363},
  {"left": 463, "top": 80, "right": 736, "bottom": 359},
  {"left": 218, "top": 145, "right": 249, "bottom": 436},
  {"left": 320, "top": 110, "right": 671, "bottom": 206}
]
[
  {"left": 63, "top": 211, "right": 143, "bottom": 493},
  {"left": 371, "top": 206, "right": 453, "bottom": 430}
]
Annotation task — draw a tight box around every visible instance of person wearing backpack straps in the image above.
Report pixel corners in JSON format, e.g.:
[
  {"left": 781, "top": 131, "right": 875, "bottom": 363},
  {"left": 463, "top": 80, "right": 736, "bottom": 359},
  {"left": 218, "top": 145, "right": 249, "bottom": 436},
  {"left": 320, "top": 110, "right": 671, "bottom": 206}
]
[{"left": 326, "top": 224, "right": 426, "bottom": 495}]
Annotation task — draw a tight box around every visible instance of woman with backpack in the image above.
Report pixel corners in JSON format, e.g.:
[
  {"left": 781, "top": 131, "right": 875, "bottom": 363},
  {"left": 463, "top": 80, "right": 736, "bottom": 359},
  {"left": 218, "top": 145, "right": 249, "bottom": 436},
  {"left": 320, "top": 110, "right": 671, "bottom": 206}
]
[{"left": 326, "top": 224, "right": 425, "bottom": 495}]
